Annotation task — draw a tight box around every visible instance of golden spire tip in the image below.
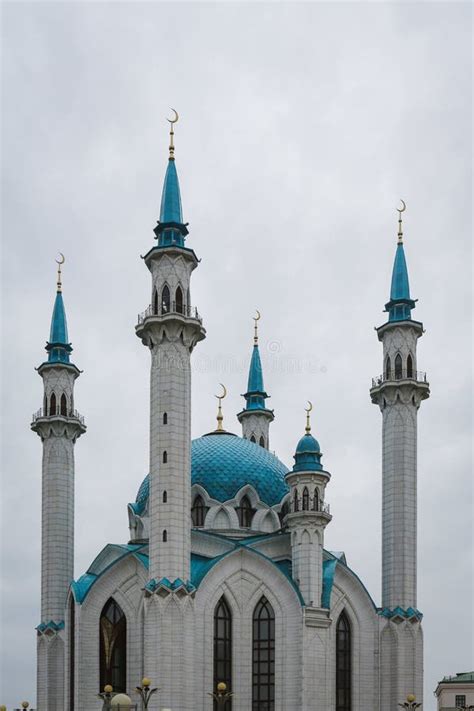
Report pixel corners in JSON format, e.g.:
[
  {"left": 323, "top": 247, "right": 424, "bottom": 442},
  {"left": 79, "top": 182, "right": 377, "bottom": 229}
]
[
  {"left": 305, "top": 400, "right": 313, "bottom": 434},
  {"left": 166, "top": 108, "right": 179, "bottom": 160},
  {"left": 253, "top": 310, "right": 261, "bottom": 345},
  {"left": 55, "top": 252, "right": 65, "bottom": 292},
  {"left": 215, "top": 383, "right": 227, "bottom": 431},
  {"left": 397, "top": 199, "right": 406, "bottom": 244}
]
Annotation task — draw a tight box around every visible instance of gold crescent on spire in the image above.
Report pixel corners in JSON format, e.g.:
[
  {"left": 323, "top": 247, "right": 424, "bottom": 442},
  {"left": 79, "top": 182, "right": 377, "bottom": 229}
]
[
  {"left": 214, "top": 383, "right": 227, "bottom": 431},
  {"left": 305, "top": 400, "right": 313, "bottom": 434},
  {"left": 166, "top": 108, "right": 179, "bottom": 160},
  {"left": 55, "top": 252, "right": 65, "bottom": 292},
  {"left": 253, "top": 310, "right": 261, "bottom": 344},
  {"left": 396, "top": 199, "right": 406, "bottom": 243}
]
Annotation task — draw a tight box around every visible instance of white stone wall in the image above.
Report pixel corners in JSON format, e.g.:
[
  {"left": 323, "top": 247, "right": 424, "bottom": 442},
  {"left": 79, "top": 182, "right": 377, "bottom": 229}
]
[
  {"left": 239, "top": 411, "right": 272, "bottom": 449},
  {"left": 380, "top": 617, "right": 423, "bottom": 710}
]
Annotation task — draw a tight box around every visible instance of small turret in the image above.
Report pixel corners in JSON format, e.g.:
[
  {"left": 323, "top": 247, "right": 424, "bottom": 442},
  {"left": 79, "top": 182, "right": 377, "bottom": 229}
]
[
  {"left": 285, "top": 403, "right": 331, "bottom": 608},
  {"left": 237, "top": 312, "right": 274, "bottom": 448}
]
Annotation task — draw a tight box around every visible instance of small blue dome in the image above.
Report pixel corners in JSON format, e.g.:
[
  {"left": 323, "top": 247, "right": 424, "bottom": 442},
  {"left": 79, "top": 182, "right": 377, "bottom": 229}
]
[
  {"left": 293, "top": 433, "right": 323, "bottom": 472},
  {"left": 134, "top": 434, "right": 289, "bottom": 514},
  {"left": 296, "top": 433, "right": 320, "bottom": 454}
]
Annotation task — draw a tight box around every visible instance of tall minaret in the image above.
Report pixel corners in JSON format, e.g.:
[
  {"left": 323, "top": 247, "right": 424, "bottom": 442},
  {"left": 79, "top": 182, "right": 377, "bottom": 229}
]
[
  {"left": 31, "top": 257, "right": 86, "bottom": 711},
  {"left": 285, "top": 403, "right": 331, "bottom": 607},
  {"left": 136, "top": 113, "right": 205, "bottom": 584},
  {"left": 237, "top": 311, "right": 274, "bottom": 448},
  {"left": 370, "top": 202, "right": 430, "bottom": 611}
]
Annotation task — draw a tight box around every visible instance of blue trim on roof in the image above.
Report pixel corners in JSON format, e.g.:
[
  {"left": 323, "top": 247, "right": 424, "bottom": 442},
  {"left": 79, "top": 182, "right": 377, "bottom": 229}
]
[
  {"left": 378, "top": 606, "right": 423, "bottom": 621},
  {"left": 36, "top": 620, "right": 65, "bottom": 632}
]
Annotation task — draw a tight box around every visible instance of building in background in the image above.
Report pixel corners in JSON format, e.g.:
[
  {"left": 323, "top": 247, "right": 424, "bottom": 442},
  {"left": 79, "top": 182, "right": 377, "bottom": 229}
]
[
  {"left": 32, "top": 118, "right": 430, "bottom": 711},
  {"left": 435, "top": 672, "right": 474, "bottom": 710}
]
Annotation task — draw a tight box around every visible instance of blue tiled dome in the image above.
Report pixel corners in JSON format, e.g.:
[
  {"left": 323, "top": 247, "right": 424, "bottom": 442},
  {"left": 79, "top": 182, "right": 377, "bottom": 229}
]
[
  {"left": 295, "top": 433, "right": 320, "bottom": 454},
  {"left": 134, "top": 434, "right": 289, "bottom": 512},
  {"left": 293, "top": 433, "right": 323, "bottom": 472}
]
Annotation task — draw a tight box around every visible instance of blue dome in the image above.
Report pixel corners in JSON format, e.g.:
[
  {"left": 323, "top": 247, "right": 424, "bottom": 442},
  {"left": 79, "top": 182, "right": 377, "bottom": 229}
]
[
  {"left": 134, "top": 434, "right": 289, "bottom": 513},
  {"left": 296, "top": 433, "right": 320, "bottom": 454}
]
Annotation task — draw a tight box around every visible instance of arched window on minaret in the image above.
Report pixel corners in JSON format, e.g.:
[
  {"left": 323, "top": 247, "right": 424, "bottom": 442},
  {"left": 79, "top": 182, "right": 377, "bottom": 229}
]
[
  {"left": 407, "top": 353, "right": 413, "bottom": 379},
  {"left": 175, "top": 285, "right": 184, "bottom": 314},
  {"left": 252, "top": 596, "right": 275, "bottom": 710},
  {"left": 250, "top": 435, "right": 256, "bottom": 443},
  {"left": 99, "top": 598, "right": 126, "bottom": 693},
  {"left": 385, "top": 356, "right": 391, "bottom": 381},
  {"left": 50, "top": 392, "right": 57, "bottom": 416},
  {"left": 259, "top": 435, "right": 265, "bottom": 448},
  {"left": 302, "top": 487, "right": 309, "bottom": 510},
  {"left": 395, "top": 353, "right": 403, "bottom": 380},
  {"left": 236, "top": 495, "right": 253, "bottom": 528},
  {"left": 153, "top": 288, "right": 159, "bottom": 315},
  {"left": 214, "top": 597, "right": 232, "bottom": 710},
  {"left": 163, "top": 412, "right": 168, "bottom": 425},
  {"left": 279, "top": 500, "right": 289, "bottom": 525},
  {"left": 336, "top": 611, "right": 351, "bottom": 711},
  {"left": 43, "top": 394, "right": 48, "bottom": 416},
  {"left": 191, "top": 495, "right": 208, "bottom": 527},
  {"left": 293, "top": 488, "right": 299, "bottom": 512},
  {"left": 162, "top": 530, "right": 167, "bottom": 542},
  {"left": 163, "top": 451, "right": 168, "bottom": 464},
  {"left": 162, "top": 491, "right": 167, "bottom": 503},
  {"left": 60, "top": 393, "right": 67, "bottom": 416},
  {"left": 313, "top": 488, "right": 319, "bottom": 511},
  {"left": 162, "top": 284, "right": 170, "bottom": 313}
]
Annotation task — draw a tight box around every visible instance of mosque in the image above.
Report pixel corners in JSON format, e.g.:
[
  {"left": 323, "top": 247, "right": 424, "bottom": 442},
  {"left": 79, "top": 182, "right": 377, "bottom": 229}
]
[{"left": 31, "top": 116, "right": 430, "bottom": 711}]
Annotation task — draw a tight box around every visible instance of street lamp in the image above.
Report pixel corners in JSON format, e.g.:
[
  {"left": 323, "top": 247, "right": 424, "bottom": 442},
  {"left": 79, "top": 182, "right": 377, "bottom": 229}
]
[
  {"left": 98, "top": 684, "right": 114, "bottom": 710},
  {"left": 111, "top": 693, "right": 136, "bottom": 709},
  {"left": 398, "top": 694, "right": 422, "bottom": 709},
  {"left": 14, "top": 703, "right": 35, "bottom": 711},
  {"left": 208, "top": 682, "right": 234, "bottom": 708},
  {"left": 135, "top": 678, "right": 159, "bottom": 709}
]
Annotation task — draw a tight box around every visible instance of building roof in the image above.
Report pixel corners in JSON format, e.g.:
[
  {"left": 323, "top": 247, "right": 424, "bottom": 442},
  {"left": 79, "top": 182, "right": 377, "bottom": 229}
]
[
  {"left": 44, "top": 290, "right": 73, "bottom": 364},
  {"left": 385, "top": 242, "right": 417, "bottom": 322},
  {"left": 132, "top": 433, "right": 289, "bottom": 514},
  {"left": 438, "top": 672, "right": 474, "bottom": 684},
  {"left": 292, "top": 432, "right": 323, "bottom": 472},
  {"left": 159, "top": 159, "right": 183, "bottom": 224}
]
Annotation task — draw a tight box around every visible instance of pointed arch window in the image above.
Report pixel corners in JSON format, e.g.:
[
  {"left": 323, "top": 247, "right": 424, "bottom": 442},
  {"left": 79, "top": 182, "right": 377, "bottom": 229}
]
[
  {"left": 293, "top": 488, "right": 299, "bottom": 512},
  {"left": 302, "top": 487, "right": 309, "bottom": 510},
  {"left": 252, "top": 596, "right": 275, "bottom": 711},
  {"left": 313, "top": 488, "right": 319, "bottom": 511},
  {"left": 250, "top": 435, "right": 256, "bottom": 443},
  {"left": 191, "top": 495, "right": 208, "bottom": 527},
  {"left": 214, "top": 597, "right": 232, "bottom": 710},
  {"left": 99, "top": 598, "right": 126, "bottom": 693},
  {"left": 163, "top": 451, "right": 168, "bottom": 464},
  {"left": 163, "top": 530, "right": 167, "bottom": 542},
  {"left": 162, "top": 491, "right": 167, "bottom": 503},
  {"left": 162, "top": 285, "right": 170, "bottom": 314},
  {"left": 236, "top": 495, "right": 253, "bottom": 528},
  {"left": 153, "top": 288, "right": 159, "bottom": 315},
  {"left": 385, "top": 357, "right": 391, "bottom": 381},
  {"left": 407, "top": 353, "right": 413, "bottom": 378},
  {"left": 336, "top": 611, "right": 351, "bottom": 711},
  {"left": 163, "top": 412, "right": 168, "bottom": 425},
  {"left": 175, "top": 285, "right": 184, "bottom": 314},
  {"left": 279, "top": 500, "right": 289, "bottom": 525},
  {"left": 395, "top": 353, "right": 403, "bottom": 379},
  {"left": 50, "top": 392, "right": 57, "bottom": 416},
  {"left": 60, "top": 393, "right": 68, "bottom": 416},
  {"left": 44, "top": 394, "right": 48, "bottom": 416},
  {"left": 259, "top": 436, "right": 265, "bottom": 448}
]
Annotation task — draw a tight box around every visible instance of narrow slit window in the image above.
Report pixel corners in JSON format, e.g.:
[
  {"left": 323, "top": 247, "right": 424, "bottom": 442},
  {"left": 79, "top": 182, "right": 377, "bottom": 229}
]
[
  {"left": 163, "top": 451, "right": 168, "bottom": 464},
  {"left": 302, "top": 487, "right": 309, "bottom": 510},
  {"left": 162, "top": 530, "right": 167, "bottom": 542},
  {"left": 395, "top": 354, "right": 403, "bottom": 379}
]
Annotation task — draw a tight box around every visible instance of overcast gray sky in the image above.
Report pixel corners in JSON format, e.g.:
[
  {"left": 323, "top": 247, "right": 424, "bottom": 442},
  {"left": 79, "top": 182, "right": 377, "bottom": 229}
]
[{"left": 1, "top": 1, "right": 472, "bottom": 708}]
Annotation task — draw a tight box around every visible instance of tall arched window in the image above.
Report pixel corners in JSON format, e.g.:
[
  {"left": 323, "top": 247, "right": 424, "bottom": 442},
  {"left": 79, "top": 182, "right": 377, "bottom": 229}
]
[
  {"left": 163, "top": 451, "right": 168, "bottom": 464},
  {"left": 61, "top": 393, "right": 68, "bottom": 416},
  {"left": 214, "top": 597, "right": 232, "bottom": 710},
  {"left": 259, "top": 436, "right": 265, "bottom": 448},
  {"left": 407, "top": 353, "right": 413, "bottom": 378},
  {"left": 293, "top": 488, "right": 299, "bottom": 512},
  {"left": 50, "top": 392, "right": 57, "bottom": 416},
  {"left": 252, "top": 596, "right": 275, "bottom": 711},
  {"left": 99, "top": 598, "right": 126, "bottom": 693},
  {"left": 336, "top": 611, "right": 351, "bottom": 711},
  {"left": 302, "top": 487, "right": 309, "bottom": 510},
  {"left": 191, "top": 495, "right": 207, "bottom": 527},
  {"left": 250, "top": 435, "right": 256, "bottom": 443},
  {"left": 153, "top": 288, "right": 159, "bottom": 315},
  {"left": 395, "top": 353, "right": 403, "bottom": 379},
  {"left": 162, "top": 285, "right": 170, "bottom": 313},
  {"left": 44, "top": 394, "right": 48, "bottom": 416},
  {"left": 279, "top": 500, "right": 289, "bottom": 525},
  {"left": 313, "top": 488, "right": 319, "bottom": 511},
  {"left": 163, "top": 412, "right": 168, "bottom": 425},
  {"left": 162, "top": 530, "right": 167, "bottom": 542},
  {"left": 175, "top": 285, "right": 184, "bottom": 314},
  {"left": 162, "top": 491, "right": 167, "bottom": 503},
  {"left": 236, "top": 495, "right": 253, "bottom": 528},
  {"left": 385, "top": 357, "right": 391, "bottom": 380}
]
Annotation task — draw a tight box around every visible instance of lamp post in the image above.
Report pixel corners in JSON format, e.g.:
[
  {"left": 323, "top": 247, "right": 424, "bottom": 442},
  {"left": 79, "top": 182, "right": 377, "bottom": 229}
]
[
  {"left": 98, "top": 684, "right": 114, "bottom": 710},
  {"left": 135, "top": 678, "right": 159, "bottom": 710},
  {"left": 14, "top": 704, "right": 35, "bottom": 711},
  {"left": 398, "top": 695, "right": 422, "bottom": 709},
  {"left": 208, "top": 682, "right": 234, "bottom": 709}
]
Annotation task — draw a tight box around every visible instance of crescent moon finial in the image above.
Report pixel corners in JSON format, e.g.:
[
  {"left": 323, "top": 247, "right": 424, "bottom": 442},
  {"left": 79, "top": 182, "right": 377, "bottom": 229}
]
[
  {"left": 214, "top": 383, "right": 227, "bottom": 431},
  {"left": 55, "top": 252, "right": 65, "bottom": 292},
  {"left": 253, "top": 310, "right": 261, "bottom": 344},
  {"left": 305, "top": 400, "right": 313, "bottom": 434},
  {"left": 166, "top": 109, "right": 179, "bottom": 160},
  {"left": 396, "top": 199, "right": 406, "bottom": 243}
]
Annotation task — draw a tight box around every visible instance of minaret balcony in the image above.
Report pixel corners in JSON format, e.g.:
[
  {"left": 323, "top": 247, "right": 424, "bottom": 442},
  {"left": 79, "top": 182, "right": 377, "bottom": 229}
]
[
  {"left": 31, "top": 407, "right": 86, "bottom": 426},
  {"left": 137, "top": 302, "right": 203, "bottom": 326},
  {"left": 371, "top": 370, "right": 427, "bottom": 388},
  {"left": 290, "top": 498, "right": 331, "bottom": 515}
]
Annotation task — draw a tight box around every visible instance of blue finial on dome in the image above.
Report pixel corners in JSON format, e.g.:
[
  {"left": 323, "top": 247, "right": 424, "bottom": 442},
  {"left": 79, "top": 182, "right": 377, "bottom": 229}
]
[
  {"left": 384, "top": 201, "right": 416, "bottom": 322},
  {"left": 45, "top": 255, "right": 73, "bottom": 364},
  {"left": 243, "top": 311, "right": 269, "bottom": 411},
  {"left": 154, "top": 110, "right": 189, "bottom": 248},
  {"left": 293, "top": 402, "right": 323, "bottom": 472}
]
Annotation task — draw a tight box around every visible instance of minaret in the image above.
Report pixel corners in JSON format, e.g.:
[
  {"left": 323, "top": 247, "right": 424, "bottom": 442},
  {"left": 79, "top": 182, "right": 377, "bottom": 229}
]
[
  {"left": 370, "top": 202, "right": 430, "bottom": 611},
  {"left": 31, "top": 257, "right": 86, "bottom": 711},
  {"left": 285, "top": 403, "right": 331, "bottom": 607},
  {"left": 237, "top": 311, "right": 274, "bottom": 448},
  {"left": 136, "top": 113, "right": 206, "bottom": 584}
]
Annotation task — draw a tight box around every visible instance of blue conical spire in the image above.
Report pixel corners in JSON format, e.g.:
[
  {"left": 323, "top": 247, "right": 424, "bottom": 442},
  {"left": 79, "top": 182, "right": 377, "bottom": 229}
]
[
  {"left": 384, "top": 204, "right": 416, "bottom": 322},
  {"left": 242, "top": 314, "right": 269, "bottom": 411},
  {"left": 154, "top": 113, "right": 189, "bottom": 248},
  {"left": 45, "top": 260, "right": 73, "bottom": 364}
]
